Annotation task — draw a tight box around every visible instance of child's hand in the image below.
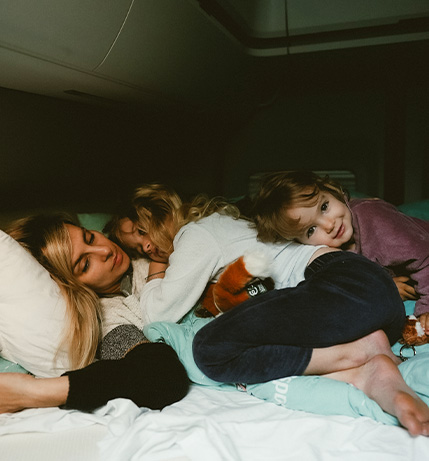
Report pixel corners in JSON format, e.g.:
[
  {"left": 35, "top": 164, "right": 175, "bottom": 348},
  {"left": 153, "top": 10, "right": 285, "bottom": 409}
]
[
  {"left": 149, "top": 260, "right": 168, "bottom": 271},
  {"left": 418, "top": 313, "right": 429, "bottom": 335},
  {"left": 146, "top": 260, "right": 169, "bottom": 282},
  {"left": 393, "top": 276, "right": 418, "bottom": 301}
]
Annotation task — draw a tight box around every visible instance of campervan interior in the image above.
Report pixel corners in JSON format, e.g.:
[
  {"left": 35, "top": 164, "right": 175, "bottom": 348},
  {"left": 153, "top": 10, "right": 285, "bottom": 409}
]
[
  {"left": 1, "top": 3, "right": 429, "bottom": 460},
  {"left": 0, "top": 0, "right": 428, "bottom": 218}
]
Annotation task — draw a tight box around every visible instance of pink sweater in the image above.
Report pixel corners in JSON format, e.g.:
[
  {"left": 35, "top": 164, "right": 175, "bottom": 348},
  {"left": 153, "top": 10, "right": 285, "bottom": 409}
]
[{"left": 348, "top": 198, "right": 429, "bottom": 316}]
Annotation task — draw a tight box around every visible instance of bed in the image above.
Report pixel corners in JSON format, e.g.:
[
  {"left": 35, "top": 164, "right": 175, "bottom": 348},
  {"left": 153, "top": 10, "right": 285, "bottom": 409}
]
[
  {"left": 1, "top": 201, "right": 429, "bottom": 461},
  {"left": 2, "top": 381, "right": 429, "bottom": 461}
]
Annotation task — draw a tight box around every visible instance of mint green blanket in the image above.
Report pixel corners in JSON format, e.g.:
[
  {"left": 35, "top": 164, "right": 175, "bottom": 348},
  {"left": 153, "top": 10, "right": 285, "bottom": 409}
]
[{"left": 144, "top": 302, "right": 429, "bottom": 427}]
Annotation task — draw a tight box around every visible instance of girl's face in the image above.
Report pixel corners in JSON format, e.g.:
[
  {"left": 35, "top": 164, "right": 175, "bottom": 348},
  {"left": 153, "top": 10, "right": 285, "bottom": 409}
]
[
  {"left": 66, "top": 224, "right": 131, "bottom": 294},
  {"left": 117, "top": 218, "right": 169, "bottom": 263},
  {"left": 286, "top": 192, "right": 354, "bottom": 248}
]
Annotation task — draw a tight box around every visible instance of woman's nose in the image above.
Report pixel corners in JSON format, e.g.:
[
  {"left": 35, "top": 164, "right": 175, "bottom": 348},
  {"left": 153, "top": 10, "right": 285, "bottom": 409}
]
[{"left": 92, "top": 245, "right": 112, "bottom": 258}]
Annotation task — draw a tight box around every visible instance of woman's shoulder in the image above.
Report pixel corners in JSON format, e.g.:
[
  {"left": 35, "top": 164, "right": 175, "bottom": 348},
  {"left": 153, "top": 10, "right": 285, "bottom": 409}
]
[
  {"left": 132, "top": 258, "right": 150, "bottom": 275},
  {"left": 131, "top": 258, "right": 150, "bottom": 293}
]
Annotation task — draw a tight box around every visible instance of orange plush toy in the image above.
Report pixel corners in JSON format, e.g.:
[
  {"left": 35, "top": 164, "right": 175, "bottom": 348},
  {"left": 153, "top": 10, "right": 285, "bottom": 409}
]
[
  {"left": 199, "top": 249, "right": 274, "bottom": 317},
  {"left": 400, "top": 315, "right": 429, "bottom": 346}
]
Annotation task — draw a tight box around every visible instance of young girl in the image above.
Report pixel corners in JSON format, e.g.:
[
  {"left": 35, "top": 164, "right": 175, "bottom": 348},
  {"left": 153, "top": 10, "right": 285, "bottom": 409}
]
[{"left": 252, "top": 170, "right": 429, "bottom": 331}]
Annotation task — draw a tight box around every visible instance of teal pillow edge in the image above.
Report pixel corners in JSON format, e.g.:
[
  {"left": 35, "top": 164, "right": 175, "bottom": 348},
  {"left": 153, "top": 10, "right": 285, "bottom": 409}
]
[
  {"left": 398, "top": 199, "right": 429, "bottom": 220},
  {"left": 77, "top": 213, "right": 113, "bottom": 233},
  {"left": 0, "top": 356, "right": 29, "bottom": 374}
]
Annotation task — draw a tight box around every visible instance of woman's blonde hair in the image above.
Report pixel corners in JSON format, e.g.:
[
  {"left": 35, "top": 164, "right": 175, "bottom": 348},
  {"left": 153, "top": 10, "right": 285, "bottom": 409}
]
[
  {"left": 7, "top": 215, "right": 101, "bottom": 370},
  {"left": 252, "top": 170, "right": 348, "bottom": 243},
  {"left": 106, "top": 183, "right": 241, "bottom": 258}
]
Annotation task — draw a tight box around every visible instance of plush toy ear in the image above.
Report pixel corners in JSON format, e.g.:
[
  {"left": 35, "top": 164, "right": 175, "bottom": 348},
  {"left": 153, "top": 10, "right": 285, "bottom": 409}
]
[
  {"left": 199, "top": 249, "right": 273, "bottom": 317},
  {"left": 400, "top": 315, "right": 429, "bottom": 346}
]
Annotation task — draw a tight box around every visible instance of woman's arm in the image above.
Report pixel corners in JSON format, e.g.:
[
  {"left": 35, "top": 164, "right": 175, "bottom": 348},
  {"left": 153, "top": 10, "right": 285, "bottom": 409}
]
[
  {"left": 0, "top": 343, "right": 189, "bottom": 414},
  {"left": 0, "top": 374, "right": 68, "bottom": 413}
]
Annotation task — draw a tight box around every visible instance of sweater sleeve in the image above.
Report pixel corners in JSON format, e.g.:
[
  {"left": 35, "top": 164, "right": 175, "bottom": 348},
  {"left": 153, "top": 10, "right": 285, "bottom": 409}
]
[
  {"left": 140, "top": 223, "right": 225, "bottom": 324},
  {"left": 63, "top": 342, "right": 189, "bottom": 412},
  {"left": 350, "top": 199, "right": 429, "bottom": 315}
]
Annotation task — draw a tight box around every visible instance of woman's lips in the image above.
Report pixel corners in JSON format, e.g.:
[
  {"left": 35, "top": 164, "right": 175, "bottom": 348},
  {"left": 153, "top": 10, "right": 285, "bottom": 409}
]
[{"left": 114, "top": 252, "right": 123, "bottom": 268}]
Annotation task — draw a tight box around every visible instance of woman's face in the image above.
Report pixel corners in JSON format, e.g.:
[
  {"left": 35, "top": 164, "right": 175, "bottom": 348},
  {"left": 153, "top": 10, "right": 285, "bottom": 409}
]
[
  {"left": 66, "top": 224, "right": 131, "bottom": 294},
  {"left": 116, "top": 218, "right": 169, "bottom": 263}
]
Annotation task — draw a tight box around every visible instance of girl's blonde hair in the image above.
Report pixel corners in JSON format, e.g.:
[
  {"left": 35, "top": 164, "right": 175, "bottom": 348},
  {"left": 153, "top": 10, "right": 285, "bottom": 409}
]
[
  {"left": 106, "top": 183, "right": 241, "bottom": 258},
  {"left": 7, "top": 215, "right": 101, "bottom": 370},
  {"left": 252, "top": 170, "right": 348, "bottom": 243}
]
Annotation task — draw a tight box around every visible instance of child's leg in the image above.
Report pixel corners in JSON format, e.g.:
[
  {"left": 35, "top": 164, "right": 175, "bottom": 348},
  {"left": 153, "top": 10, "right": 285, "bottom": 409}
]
[
  {"left": 304, "top": 329, "right": 401, "bottom": 376},
  {"left": 193, "top": 252, "right": 405, "bottom": 383}
]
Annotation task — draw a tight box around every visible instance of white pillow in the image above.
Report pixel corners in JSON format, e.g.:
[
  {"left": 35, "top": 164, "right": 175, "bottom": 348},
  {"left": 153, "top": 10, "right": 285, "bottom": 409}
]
[{"left": 0, "top": 230, "right": 71, "bottom": 377}]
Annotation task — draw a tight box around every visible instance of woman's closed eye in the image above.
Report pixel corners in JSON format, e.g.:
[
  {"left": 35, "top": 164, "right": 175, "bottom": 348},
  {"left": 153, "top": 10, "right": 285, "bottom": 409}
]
[
  {"left": 137, "top": 229, "right": 146, "bottom": 236},
  {"left": 82, "top": 257, "right": 90, "bottom": 273},
  {"left": 84, "top": 229, "right": 95, "bottom": 244},
  {"left": 81, "top": 229, "right": 94, "bottom": 273}
]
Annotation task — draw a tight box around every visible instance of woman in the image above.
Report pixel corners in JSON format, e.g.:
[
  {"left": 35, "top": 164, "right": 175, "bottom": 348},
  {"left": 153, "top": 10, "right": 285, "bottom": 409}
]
[{"left": 6, "top": 214, "right": 189, "bottom": 411}]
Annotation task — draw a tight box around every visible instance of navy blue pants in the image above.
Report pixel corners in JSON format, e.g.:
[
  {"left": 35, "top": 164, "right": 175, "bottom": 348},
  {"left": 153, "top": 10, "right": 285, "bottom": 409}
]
[{"left": 193, "top": 252, "right": 405, "bottom": 384}]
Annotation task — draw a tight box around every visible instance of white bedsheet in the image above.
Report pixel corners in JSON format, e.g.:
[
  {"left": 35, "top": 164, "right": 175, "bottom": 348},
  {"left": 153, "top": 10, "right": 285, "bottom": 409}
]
[{"left": 1, "top": 385, "right": 428, "bottom": 461}]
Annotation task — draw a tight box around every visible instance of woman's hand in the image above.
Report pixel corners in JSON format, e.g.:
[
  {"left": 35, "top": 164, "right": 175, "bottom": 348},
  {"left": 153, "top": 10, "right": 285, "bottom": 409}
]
[{"left": 393, "top": 276, "right": 418, "bottom": 301}]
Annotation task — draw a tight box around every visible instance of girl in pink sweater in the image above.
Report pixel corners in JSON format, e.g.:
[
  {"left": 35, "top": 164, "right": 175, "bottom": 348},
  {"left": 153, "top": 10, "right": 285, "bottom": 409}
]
[{"left": 252, "top": 170, "right": 429, "bottom": 332}]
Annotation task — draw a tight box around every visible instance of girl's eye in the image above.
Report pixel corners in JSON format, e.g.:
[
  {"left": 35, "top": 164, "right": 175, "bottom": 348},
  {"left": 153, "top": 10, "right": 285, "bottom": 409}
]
[
  {"left": 138, "top": 229, "right": 146, "bottom": 236},
  {"left": 307, "top": 226, "right": 316, "bottom": 238},
  {"left": 321, "top": 201, "right": 329, "bottom": 212}
]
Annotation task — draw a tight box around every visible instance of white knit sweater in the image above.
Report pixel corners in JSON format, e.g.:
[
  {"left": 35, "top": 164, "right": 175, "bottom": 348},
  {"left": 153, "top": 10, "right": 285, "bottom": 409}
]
[{"left": 100, "top": 259, "right": 150, "bottom": 337}]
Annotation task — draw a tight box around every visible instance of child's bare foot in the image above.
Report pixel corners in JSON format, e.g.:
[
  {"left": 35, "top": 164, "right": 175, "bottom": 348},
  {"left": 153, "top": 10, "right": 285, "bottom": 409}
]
[
  {"left": 327, "top": 354, "right": 429, "bottom": 436},
  {"left": 394, "top": 391, "right": 429, "bottom": 436},
  {"left": 0, "top": 373, "right": 68, "bottom": 413}
]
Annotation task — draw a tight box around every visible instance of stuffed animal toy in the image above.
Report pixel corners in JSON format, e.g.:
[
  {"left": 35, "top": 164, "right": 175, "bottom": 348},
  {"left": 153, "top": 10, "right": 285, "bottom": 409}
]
[
  {"left": 400, "top": 315, "right": 429, "bottom": 346},
  {"left": 198, "top": 249, "right": 274, "bottom": 317}
]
